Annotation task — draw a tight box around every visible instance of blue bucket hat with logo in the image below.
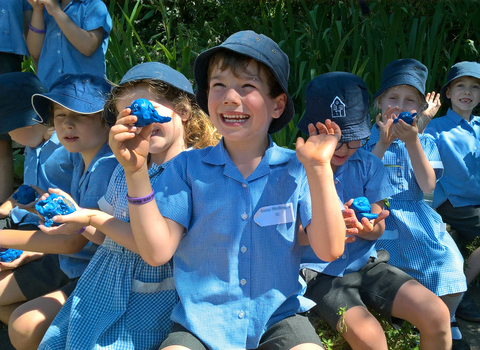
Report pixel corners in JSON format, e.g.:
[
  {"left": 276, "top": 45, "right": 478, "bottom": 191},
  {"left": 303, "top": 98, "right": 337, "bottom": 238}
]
[
  {"left": 373, "top": 58, "right": 427, "bottom": 101},
  {"left": 441, "top": 61, "right": 480, "bottom": 104},
  {"left": 32, "top": 74, "right": 112, "bottom": 124},
  {"left": 298, "top": 72, "right": 371, "bottom": 142},
  {"left": 194, "top": 30, "right": 294, "bottom": 134},
  {"left": 0, "top": 72, "right": 46, "bottom": 134}
]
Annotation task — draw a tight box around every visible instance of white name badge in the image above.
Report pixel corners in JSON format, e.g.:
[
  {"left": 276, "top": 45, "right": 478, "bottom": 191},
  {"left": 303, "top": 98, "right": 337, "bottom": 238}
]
[{"left": 254, "top": 203, "right": 295, "bottom": 227}]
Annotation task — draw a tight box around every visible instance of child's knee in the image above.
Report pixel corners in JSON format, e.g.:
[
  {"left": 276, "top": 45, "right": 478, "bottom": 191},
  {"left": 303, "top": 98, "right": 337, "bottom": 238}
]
[
  {"left": 8, "top": 306, "right": 44, "bottom": 350},
  {"left": 340, "top": 307, "right": 386, "bottom": 347}
]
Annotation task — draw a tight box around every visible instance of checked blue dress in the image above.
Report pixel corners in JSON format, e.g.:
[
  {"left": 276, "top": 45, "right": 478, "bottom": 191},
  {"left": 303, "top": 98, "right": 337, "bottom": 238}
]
[
  {"left": 39, "top": 162, "right": 178, "bottom": 350},
  {"left": 364, "top": 127, "right": 467, "bottom": 297}
]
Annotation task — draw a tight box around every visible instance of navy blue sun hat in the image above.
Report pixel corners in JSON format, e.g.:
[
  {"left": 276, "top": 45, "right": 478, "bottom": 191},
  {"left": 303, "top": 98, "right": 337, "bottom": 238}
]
[
  {"left": 193, "top": 30, "right": 294, "bottom": 134},
  {"left": 0, "top": 72, "right": 46, "bottom": 134},
  {"left": 32, "top": 74, "right": 112, "bottom": 124},
  {"left": 373, "top": 58, "right": 427, "bottom": 101},
  {"left": 298, "top": 72, "right": 371, "bottom": 142},
  {"left": 441, "top": 61, "right": 480, "bottom": 103}
]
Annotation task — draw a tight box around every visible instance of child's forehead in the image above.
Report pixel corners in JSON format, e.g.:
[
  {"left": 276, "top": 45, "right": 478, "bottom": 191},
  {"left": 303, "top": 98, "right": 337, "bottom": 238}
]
[
  {"left": 209, "top": 58, "right": 263, "bottom": 80},
  {"left": 384, "top": 85, "right": 420, "bottom": 96},
  {"left": 450, "top": 76, "right": 480, "bottom": 85}
]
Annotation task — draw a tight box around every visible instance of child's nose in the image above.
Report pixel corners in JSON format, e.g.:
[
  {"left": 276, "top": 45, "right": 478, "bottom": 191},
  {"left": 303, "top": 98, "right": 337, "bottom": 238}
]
[
  {"left": 223, "top": 88, "right": 241, "bottom": 104},
  {"left": 63, "top": 116, "right": 75, "bottom": 128}
]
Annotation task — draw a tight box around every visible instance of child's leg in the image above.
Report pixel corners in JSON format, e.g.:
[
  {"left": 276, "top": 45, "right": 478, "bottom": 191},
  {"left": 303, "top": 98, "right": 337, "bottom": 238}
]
[
  {"left": 0, "top": 270, "right": 27, "bottom": 323},
  {"left": 465, "top": 247, "right": 480, "bottom": 285},
  {"left": 391, "top": 280, "right": 451, "bottom": 350}
]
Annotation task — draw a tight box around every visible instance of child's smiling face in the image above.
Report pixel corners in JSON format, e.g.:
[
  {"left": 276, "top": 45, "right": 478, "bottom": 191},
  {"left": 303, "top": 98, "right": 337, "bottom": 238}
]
[
  {"left": 446, "top": 76, "right": 480, "bottom": 119},
  {"left": 378, "top": 85, "right": 423, "bottom": 115}
]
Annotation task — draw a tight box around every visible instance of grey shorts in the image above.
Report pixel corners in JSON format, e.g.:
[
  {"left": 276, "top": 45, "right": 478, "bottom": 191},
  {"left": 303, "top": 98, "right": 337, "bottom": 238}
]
[
  {"left": 302, "top": 250, "right": 414, "bottom": 330},
  {"left": 160, "top": 314, "right": 323, "bottom": 350}
]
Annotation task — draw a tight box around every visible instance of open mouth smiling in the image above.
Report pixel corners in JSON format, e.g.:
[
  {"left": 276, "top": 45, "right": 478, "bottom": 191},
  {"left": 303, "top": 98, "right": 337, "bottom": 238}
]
[{"left": 221, "top": 113, "right": 250, "bottom": 123}]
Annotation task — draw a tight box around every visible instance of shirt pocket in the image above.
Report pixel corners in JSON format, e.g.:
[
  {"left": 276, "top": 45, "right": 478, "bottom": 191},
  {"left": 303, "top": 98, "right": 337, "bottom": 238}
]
[{"left": 125, "top": 277, "right": 178, "bottom": 332}]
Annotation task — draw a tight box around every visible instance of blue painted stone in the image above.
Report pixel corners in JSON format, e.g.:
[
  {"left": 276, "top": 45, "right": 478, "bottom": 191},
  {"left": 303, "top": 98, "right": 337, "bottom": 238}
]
[
  {"left": 393, "top": 111, "right": 416, "bottom": 125},
  {"left": 127, "top": 98, "right": 171, "bottom": 127},
  {"left": 13, "top": 185, "right": 37, "bottom": 204},
  {"left": 35, "top": 193, "right": 76, "bottom": 227},
  {"left": 351, "top": 197, "right": 378, "bottom": 220},
  {"left": 0, "top": 248, "right": 23, "bottom": 262}
]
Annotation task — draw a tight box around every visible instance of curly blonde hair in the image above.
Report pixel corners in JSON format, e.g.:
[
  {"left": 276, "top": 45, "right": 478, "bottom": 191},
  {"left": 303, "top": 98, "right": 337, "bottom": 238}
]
[{"left": 104, "top": 79, "right": 220, "bottom": 149}]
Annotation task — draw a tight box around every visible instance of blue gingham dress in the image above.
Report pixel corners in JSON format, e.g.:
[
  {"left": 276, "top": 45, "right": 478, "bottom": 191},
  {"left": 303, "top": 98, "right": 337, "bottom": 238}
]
[
  {"left": 365, "top": 127, "right": 467, "bottom": 296},
  {"left": 39, "top": 162, "right": 178, "bottom": 350}
]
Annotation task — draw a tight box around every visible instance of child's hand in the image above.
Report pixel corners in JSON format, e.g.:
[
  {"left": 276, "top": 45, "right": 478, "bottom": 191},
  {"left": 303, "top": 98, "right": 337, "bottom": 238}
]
[
  {"left": 393, "top": 112, "right": 419, "bottom": 145},
  {"left": 376, "top": 105, "right": 398, "bottom": 146},
  {"left": 27, "top": 0, "right": 45, "bottom": 11},
  {"left": 296, "top": 120, "right": 341, "bottom": 167},
  {"left": 0, "top": 251, "right": 44, "bottom": 271},
  {"left": 423, "top": 92, "right": 441, "bottom": 120},
  {"left": 36, "top": 0, "right": 61, "bottom": 16},
  {"left": 109, "top": 109, "right": 153, "bottom": 174},
  {"left": 16, "top": 185, "right": 46, "bottom": 211},
  {"left": 343, "top": 199, "right": 389, "bottom": 240}
]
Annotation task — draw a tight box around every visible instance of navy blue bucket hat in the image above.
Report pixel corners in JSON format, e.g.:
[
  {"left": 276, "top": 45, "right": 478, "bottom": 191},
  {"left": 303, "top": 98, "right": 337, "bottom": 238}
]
[
  {"left": 441, "top": 61, "right": 480, "bottom": 103},
  {"left": 373, "top": 58, "right": 427, "bottom": 101},
  {"left": 0, "top": 72, "right": 46, "bottom": 134},
  {"left": 32, "top": 74, "right": 112, "bottom": 124},
  {"left": 193, "top": 30, "right": 294, "bottom": 134},
  {"left": 298, "top": 72, "right": 371, "bottom": 142}
]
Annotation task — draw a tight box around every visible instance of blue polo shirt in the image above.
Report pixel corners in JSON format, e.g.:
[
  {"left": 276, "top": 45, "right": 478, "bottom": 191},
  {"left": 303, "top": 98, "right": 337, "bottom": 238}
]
[
  {"left": 154, "top": 138, "right": 316, "bottom": 350},
  {"left": 59, "top": 142, "right": 118, "bottom": 279},
  {"left": 11, "top": 132, "right": 74, "bottom": 226},
  {"left": 0, "top": 0, "right": 31, "bottom": 56},
  {"left": 36, "top": 0, "right": 112, "bottom": 90},
  {"left": 424, "top": 108, "right": 480, "bottom": 208},
  {"left": 301, "top": 148, "right": 394, "bottom": 277}
]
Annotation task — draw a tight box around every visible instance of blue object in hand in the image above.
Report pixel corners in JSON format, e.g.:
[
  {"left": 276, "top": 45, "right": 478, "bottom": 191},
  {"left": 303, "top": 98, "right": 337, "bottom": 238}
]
[
  {"left": 35, "top": 193, "right": 76, "bottom": 227},
  {"left": 393, "top": 111, "right": 416, "bottom": 125},
  {"left": 351, "top": 197, "right": 378, "bottom": 221},
  {"left": 13, "top": 185, "right": 37, "bottom": 205},
  {"left": 0, "top": 248, "right": 23, "bottom": 262},
  {"left": 127, "top": 98, "right": 171, "bottom": 127}
]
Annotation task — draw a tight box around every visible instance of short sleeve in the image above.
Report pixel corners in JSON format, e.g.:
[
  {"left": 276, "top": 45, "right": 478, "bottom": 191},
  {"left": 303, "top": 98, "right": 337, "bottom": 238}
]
[
  {"left": 84, "top": 1, "right": 112, "bottom": 35},
  {"left": 420, "top": 134, "right": 444, "bottom": 181},
  {"left": 98, "top": 163, "right": 124, "bottom": 215}
]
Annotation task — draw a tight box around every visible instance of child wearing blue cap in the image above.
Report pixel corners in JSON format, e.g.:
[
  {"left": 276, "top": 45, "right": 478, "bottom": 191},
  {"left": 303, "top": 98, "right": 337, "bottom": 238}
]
[
  {"left": 298, "top": 71, "right": 452, "bottom": 350},
  {"left": 108, "top": 31, "right": 345, "bottom": 350},
  {"left": 26, "top": 0, "right": 111, "bottom": 90},
  {"left": 365, "top": 58, "right": 467, "bottom": 349},
  {"left": 425, "top": 61, "right": 480, "bottom": 326},
  {"left": 0, "top": 74, "right": 118, "bottom": 350},
  {"left": 36, "top": 62, "right": 220, "bottom": 350}
]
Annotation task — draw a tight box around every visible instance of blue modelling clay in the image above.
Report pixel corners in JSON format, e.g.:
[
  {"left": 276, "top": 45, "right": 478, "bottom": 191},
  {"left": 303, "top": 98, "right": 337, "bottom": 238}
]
[
  {"left": 351, "top": 197, "right": 378, "bottom": 221},
  {"left": 12, "top": 184, "right": 37, "bottom": 204},
  {"left": 0, "top": 248, "right": 23, "bottom": 263},
  {"left": 393, "top": 111, "right": 416, "bottom": 125},
  {"left": 35, "top": 193, "right": 77, "bottom": 227},
  {"left": 127, "top": 98, "right": 171, "bottom": 127}
]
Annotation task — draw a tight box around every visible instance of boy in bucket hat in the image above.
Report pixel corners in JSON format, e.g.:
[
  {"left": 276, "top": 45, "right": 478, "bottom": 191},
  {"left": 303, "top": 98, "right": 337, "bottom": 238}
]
[
  {"left": 425, "top": 61, "right": 480, "bottom": 325},
  {"left": 110, "top": 30, "right": 345, "bottom": 350}
]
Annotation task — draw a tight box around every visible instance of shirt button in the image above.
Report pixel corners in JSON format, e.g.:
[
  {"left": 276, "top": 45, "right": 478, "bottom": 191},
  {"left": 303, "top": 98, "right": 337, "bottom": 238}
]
[
  {"left": 398, "top": 184, "right": 403, "bottom": 190},
  {"left": 241, "top": 246, "right": 247, "bottom": 253},
  {"left": 242, "top": 183, "right": 247, "bottom": 188},
  {"left": 241, "top": 212, "right": 248, "bottom": 220},
  {"left": 238, "top": 311, "right": 245, "bottom": 319},
  {"left": 397, "top": 171, "right": 401, "bottom": 177},
  {"left": 334, "top": 180, "right": 339, "bottom": 184},
  {"left": 58, "top": 69, "right": 62, "bottom": 73},
  {"left": 57, "top": 50, "right": 61, "bottom": 54},
  {"left": 396, "top": 159, "right": 401, "bottom": 163},
  {"left": 341, "top": 254, "right": 346, "bottom": 259},
  {"left": 1, "top": 9, "right": 5, "bottom": 13},
  {"left": 57, "top": 32, "right": 61, "bottom": 36},
  {"left": 240, "top": 278, "right": 247, "bottom": 286}
]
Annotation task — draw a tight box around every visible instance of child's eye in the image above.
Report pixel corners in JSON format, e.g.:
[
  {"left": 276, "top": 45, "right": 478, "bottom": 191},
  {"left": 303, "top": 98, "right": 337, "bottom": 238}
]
[{"left": 242, "top": 83, "right": 256, "bottom": 89}]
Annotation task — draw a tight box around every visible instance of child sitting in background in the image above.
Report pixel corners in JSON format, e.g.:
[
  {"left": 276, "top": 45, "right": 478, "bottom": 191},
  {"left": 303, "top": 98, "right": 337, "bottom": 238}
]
[
  {"left": 26, "top": 0, "right": 111, "bottom": 89},
  {"left": 38, "top": 62, "right": 220, "bottom": 350},
  {"left": 0, "top": 74, "right": 118, "bottom": 350},
  {"left": 424, "top": 61, "right": 480, "bottom": 327},
  {"left": 299, "top": 71, "right": 451, "bottom": 350}
]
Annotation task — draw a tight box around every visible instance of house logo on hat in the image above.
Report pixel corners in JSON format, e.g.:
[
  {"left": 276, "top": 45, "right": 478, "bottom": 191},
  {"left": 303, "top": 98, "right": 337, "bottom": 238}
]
[{"left": 330, "top": 96, "right": 346, "bottom": 118}]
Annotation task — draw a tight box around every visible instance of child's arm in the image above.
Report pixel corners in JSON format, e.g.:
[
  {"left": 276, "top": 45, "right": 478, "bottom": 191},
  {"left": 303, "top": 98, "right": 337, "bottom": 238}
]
[
  {"left": 371, "top": 105, "right": 399, "bottom": 160},
  {"left": 296, "top": 120, "right": 345, "bottom": 261},
  {"left": 26, "top": 0, "right": 46, "bottom": 59},
  {"left": 0, "top": 196, "right": 17, "bottom": 218},
  {"left": 393, "top": 119, "right": 436, "bottom": 194},
  {"left": 343, "top": 199, "right": 389, "bottom": 241}
]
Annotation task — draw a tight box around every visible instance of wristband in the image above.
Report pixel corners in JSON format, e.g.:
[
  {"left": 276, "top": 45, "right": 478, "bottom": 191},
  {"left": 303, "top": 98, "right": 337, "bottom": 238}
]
[
  {"left": 75, "top": 227, "right": 87, "bottom": 234},
  {"left": 126, "top": 190, "right": 155, "bottom": 205},
  {"left": 29, "top": 22, "right": 46, "bottom": 34}
]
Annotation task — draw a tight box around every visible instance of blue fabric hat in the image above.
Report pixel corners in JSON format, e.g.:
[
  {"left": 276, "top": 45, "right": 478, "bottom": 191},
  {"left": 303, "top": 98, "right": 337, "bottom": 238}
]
[
  {"left": 441, "top": 61, "right": 480, "bottom": 103},
  {"left": 0, "top": 72, "right": 46, "bottom": 134},
  {"left": 298, "top": 72, "right": 371, "bottom": 142},
  {"left": 373, "top": 58, "right": 427, "bottom": 101},
  {"left": 32, "top": 74, "right": 112, "bottom": 124},
  {"left": 194, "top": 30, "right": 294, "bottom": 134}
]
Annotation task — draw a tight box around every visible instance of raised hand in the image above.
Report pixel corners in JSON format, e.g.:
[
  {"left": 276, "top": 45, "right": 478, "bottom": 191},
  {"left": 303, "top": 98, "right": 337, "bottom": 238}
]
[
  {"left": 376, "top": 105, "right": 398, "bottom": 146},
  {"left": 296, "top": 120, "right": 341, "bottom": 167},
  {"left": 27, "top": 0, "right": 45, "bottom": 11},
  {"left": 423, "top": 91, "right": 441, "bottom": 120},
  {"left": 36, "top": 0, "right": 62, "bottom": 16}
]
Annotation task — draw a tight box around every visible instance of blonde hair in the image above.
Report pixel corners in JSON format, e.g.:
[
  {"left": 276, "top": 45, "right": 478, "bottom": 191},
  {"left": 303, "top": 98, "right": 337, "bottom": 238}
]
[
  {"left": 371, "top": 85, "right": 428, "bottom": 116},
  {"left": 104, "top": 79, "right": 220, "bottom": 149}
]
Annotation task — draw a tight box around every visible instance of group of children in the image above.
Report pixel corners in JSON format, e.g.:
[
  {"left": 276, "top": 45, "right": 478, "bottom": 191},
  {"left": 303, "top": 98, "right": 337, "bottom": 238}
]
[{"left": 0, "top": 16, "right": 479, "bottom": 350}]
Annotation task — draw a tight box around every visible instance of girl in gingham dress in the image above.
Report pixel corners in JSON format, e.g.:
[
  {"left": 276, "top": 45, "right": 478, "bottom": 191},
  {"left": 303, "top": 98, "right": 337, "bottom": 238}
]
[
  {"left": 364, "top": 58, "right": 468, "bottom": 348},
  {"left": 38, "top": 62, "right": 220, "bottom": 350}
]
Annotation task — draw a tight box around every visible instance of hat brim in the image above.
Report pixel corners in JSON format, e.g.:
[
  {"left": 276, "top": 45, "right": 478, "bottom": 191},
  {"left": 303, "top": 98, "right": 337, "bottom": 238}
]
[{"left": 440, "top": 71, "right": 480, "bottom": 104}]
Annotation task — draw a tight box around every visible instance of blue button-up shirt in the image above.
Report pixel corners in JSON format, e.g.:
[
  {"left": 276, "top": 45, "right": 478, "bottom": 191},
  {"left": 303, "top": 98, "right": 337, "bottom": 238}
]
[
  {"left": 424, "top": 108, "right": 480, "bottom": 208},
  {"left": 154, "top": 138, "right": 316, "bottom": 350},
  {"left": 36, "top": 0, "right": 112, "bottom": 90},
  {"left": 0, "top": 0, "right": 31, "bottom": 56},
  {"left": 59, "top": 142, "right": 118, "bottom": 279},
  {"left": 301, "top": 148, "right": 394, "bottom": 276}
]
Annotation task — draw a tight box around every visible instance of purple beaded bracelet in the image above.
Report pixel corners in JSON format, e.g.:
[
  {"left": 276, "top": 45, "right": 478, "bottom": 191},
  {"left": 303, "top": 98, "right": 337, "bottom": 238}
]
[
  {"left": 29, "top": 22, "right": 46, "bottom": 34},
  {"left": 126, "top": 190, "right": 155, "bottom": 205}
]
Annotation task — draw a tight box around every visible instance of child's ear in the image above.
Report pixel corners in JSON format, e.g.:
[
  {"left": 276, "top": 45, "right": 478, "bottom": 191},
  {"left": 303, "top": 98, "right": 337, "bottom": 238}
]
[
  {"left": 272, "top": 93, "right": 287, "bottom": 120},
  {"left": 445, "top": 86, "right": 451, "bottom": 99}
]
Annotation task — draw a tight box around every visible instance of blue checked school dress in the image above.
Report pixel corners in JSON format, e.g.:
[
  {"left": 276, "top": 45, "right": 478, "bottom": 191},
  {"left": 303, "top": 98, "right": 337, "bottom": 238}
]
[
  {"left": 365, "top": 126, "right": 467, "bottom": 297},
  {"left": 39, "top": 162, "right": 178, "bottom": 350}
]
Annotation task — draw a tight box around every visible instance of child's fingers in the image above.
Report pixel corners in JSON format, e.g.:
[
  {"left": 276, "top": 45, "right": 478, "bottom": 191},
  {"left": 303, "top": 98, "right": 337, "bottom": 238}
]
[
  {"left": 115, "top": 113, "right": 137, "bottom": 127},
  {"left": 373, "top": 209, "right": 389, "bottom": 226},
  {"left": 345, "top": 235, "right": 357, "bottom": 244},
  {"left": 295, "top": 137, "right": 305, "bottom": 149}
]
